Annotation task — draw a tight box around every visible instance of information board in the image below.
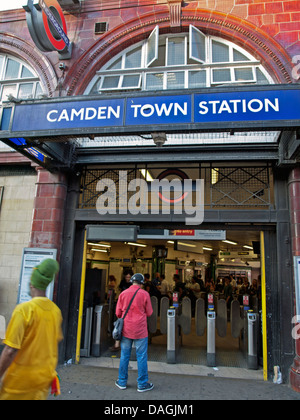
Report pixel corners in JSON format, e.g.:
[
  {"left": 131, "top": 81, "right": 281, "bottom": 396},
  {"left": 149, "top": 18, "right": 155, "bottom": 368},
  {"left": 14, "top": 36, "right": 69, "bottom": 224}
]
[{"left": 17, "top": 248, "right": 57, "bottom": 304}]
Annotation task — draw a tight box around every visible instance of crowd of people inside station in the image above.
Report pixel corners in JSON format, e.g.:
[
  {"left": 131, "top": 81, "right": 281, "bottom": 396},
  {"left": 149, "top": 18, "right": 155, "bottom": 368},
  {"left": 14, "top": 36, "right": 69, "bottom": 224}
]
[{"left": 107, "top": 270, "right": 261, "bottom": 311}]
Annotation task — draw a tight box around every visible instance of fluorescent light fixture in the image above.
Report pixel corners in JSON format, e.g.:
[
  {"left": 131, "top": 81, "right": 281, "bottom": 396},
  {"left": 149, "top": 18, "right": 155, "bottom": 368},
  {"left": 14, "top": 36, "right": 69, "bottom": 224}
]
[
  {"left": 222, "top": 240, "right": 238, "bottom": 245},
  {"left": 203, "top": 247, "right": 213, "bottom": 251},
  {"left": 178, "top": 242, "right": 197, "bottom": 248},
  {"left": 211, "top": 168, "right": 219, "bottom": 185},
  {"left": 91, "top": 248, "right": 107, "bottom": 253},
  {"left": 126, "top": 242, "right": 147, "bottom": 248},
  {"left": 167, "top": 241, "right": 175, "bottom": 244},
  {"left": 88, "top": 242, "right": 111, "bottom": 248},
  {"left": 140, "top": 169, "right": 154, "bottom": 182},
  {"left": 243, "top": 245, "right": 253, "bottom": 250}
]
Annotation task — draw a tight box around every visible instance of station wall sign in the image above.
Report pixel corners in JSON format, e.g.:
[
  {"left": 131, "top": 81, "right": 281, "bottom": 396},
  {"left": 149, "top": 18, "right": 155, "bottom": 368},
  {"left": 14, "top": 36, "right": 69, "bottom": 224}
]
[
  {"left": 1, "top": 86, "right": 300, "bottom": 137},
  {"left": 24, "top": 0, "right": 72, "bottom": 59}
]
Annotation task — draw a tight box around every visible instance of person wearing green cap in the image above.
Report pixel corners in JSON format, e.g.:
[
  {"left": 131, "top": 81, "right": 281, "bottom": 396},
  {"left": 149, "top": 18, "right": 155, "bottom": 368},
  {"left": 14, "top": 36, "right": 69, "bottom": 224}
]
[{"left": 0, "top": 259, "right": 63, "bottom": 400}]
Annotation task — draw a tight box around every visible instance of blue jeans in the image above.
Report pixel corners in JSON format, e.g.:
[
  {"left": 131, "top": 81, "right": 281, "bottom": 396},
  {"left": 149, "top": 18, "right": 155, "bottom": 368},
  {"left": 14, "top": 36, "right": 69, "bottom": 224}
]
[{"left": 118, "top": 336, "right": 149, "bottom": 388}]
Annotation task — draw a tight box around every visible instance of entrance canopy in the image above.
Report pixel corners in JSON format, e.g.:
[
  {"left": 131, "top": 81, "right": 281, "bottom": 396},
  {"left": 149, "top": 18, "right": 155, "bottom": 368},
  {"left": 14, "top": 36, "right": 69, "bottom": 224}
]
[{"left": 0, "top": 85, "right": 299, "bottom": 170}]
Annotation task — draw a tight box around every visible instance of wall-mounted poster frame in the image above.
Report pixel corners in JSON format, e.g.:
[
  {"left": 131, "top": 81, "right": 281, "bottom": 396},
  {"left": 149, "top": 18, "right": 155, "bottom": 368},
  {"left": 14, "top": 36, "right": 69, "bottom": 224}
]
[{"left": 17, "top": 248, "right": 58, "bottom": 304}]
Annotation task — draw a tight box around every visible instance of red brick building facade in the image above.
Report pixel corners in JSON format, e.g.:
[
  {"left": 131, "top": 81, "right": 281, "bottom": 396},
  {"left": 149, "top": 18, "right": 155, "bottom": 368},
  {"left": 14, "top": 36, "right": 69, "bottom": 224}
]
[{"left": 0, "top": 0, "right": 300, "bottom": 391}]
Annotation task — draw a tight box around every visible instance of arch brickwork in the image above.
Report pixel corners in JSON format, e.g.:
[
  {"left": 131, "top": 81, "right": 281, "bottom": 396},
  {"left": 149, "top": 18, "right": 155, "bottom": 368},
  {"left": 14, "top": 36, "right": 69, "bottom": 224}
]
[{"left": 65, "top": 8, "right": 294, "bottom": 96}]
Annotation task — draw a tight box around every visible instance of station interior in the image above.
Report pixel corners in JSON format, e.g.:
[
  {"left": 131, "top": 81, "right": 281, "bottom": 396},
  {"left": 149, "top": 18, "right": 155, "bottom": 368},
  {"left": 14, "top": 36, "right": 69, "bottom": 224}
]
[{"left": 80, "top": 229, "right": 263, "bottom": 370}]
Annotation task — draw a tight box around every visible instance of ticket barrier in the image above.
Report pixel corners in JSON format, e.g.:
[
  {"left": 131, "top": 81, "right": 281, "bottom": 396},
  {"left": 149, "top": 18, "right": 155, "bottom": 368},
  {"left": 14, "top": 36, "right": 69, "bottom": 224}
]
[
  {"left": 247, "top": 311, "right": 258, "bottom": 370},
  {"left": 80, "top": 304, "right": 110, "bottom": 357},
  {"left": 91, "top": 304, "right": 110, "bottom": 356},
  {"left": 195, "top": 298, "right": 248, "bottom": 368},
  {"left": 207, "top": 310, "right": 216, "bottom": 367},
  {"left": 167, "top": 307, "right": 180, "bottom": 364},
  {"left": 80, "top": 307, "right": 93, "bottom": 357}
]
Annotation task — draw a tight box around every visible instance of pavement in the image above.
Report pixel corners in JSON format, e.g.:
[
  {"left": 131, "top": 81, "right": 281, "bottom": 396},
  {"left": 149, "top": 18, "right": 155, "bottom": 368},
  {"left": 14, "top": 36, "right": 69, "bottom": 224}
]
[{"left": 48, "top": 358, "right": 300, "bottom": 401}]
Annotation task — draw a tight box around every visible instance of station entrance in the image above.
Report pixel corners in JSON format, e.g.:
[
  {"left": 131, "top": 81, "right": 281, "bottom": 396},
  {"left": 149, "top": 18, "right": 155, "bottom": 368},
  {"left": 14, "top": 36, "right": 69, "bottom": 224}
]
[{"left": 76, "top": 225, "right": 266, "bottom": 375}]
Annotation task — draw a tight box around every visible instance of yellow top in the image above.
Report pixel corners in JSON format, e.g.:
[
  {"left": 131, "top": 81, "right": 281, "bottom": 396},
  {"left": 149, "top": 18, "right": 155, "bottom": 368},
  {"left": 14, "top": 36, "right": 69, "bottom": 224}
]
[{"left": 2, "top": 297, "right": 63, "bottom": 394}]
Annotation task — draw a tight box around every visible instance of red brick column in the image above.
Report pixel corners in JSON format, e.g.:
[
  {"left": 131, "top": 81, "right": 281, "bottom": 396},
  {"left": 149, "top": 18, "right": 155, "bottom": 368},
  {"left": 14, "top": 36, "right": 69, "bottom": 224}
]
[
  {"left": 29, "top": 168, "right": 67, "bottom": 260},
  {"left": 289, "top": 167, "right": 300, "bottom": 393}
]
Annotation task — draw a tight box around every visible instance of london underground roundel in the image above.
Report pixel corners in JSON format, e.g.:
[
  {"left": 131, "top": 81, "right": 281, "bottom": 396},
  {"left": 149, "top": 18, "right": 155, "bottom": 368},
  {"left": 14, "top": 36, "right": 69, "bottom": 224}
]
[
  {"left": 157, "top": 169, "right": 189, "bottom": 204},
  {"left": 24, "top": 0, "right": 71, "bottom": 57}
]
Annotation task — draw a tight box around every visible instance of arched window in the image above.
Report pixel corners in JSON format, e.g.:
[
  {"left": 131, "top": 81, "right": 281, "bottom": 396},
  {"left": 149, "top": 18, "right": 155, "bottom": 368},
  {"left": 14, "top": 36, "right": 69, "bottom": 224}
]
[
  {"left": 0, "top": 54, "right": 43, "bottom": 104},
  {"left": 86, "top": 26, "right": 273, "bottom": 94}
]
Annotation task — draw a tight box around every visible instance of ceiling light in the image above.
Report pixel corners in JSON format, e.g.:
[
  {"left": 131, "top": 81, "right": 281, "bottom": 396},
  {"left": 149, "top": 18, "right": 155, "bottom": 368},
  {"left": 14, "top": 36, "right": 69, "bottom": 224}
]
[
  {"left": 126, "top": 242, "right": 147, "bottom": 248},
  {"left": 243, "top": 245, "right": 253, "bottom": 250},
  {"left": 140, "top": 169, "right": 154, "bottom": 182},
  {"left": 88, "top": 242, "right": 111, "bottom": 248},
  {"left": 91, "top": 248, "right": 107, "bottom": 253},
  {"left": 222, "top": 240, "right": 238, "bottom": 245},
  {"left": 178, "top": 242, "right": 197, "bottom": 248},
  {"left": 203, "top": 247, "right": 213, "bottom": 251}
]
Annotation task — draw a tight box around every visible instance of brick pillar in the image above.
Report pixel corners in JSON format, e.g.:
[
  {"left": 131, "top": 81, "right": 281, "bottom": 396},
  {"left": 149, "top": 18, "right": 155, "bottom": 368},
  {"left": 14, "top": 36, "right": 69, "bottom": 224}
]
[
  {"left": 29, "top": 168, "right": 67, "bottom": 298},
  {"left": 289, "top": 167, "right": 300, "bottom": 393}
]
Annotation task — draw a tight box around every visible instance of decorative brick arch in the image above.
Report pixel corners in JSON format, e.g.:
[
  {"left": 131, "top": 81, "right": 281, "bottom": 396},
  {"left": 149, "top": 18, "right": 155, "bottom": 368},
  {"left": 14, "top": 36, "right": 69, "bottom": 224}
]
[
  {"left": 0, "top": 32, "right": 58, "bottom": 97},
  {"left": 65, "top": 8, "right": 293, "bottom": 96}
]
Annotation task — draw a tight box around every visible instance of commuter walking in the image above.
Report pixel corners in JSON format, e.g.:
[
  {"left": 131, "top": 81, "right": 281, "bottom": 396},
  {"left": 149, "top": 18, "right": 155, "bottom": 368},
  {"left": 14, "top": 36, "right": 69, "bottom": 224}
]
[
  {"left": 115, "top": 273, "right": 154, "bottom": 392},
  {"left": 0, "top": 259, "right": 63, "bottom": 400}
]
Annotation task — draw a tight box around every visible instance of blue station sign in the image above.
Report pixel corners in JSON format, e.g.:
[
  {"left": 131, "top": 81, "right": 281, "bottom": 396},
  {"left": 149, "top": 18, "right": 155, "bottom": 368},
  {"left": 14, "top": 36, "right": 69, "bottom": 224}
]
[{"left": 1, "top": 86, "right": 300, "bottom": 138}]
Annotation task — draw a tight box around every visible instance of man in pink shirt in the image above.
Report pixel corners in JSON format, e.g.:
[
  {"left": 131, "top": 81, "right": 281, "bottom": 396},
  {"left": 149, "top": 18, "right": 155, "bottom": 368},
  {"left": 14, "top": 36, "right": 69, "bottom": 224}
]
[{"left": 115, "top": 273, "right": 154, "bottom": 392}]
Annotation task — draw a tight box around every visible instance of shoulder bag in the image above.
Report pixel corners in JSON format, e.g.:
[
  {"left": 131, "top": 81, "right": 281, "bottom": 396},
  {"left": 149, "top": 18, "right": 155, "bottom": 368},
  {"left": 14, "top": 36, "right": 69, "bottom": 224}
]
[{"left": 112, "top": 289, "right": 139, "bottom": 341}]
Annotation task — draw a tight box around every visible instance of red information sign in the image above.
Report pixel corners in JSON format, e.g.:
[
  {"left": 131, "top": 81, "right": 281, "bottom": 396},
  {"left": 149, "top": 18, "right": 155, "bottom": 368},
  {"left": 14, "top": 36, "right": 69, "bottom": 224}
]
[
  {"left": 208, "top": 293, "right": 214, "bottom": 304},
  {"left": 173, "top": 292, "right": 179, "bottom": 306},
  {"left": 171, "top": 230, "right": 195, "bottom": 236},
  {"left": 243, "top": 295, "right": 250, "bottom": 306}
]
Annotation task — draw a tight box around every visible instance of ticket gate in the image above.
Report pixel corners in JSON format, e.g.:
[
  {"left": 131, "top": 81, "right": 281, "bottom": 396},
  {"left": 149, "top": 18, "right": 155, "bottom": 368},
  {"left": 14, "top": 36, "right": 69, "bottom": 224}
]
[
  {"left": 80, "top": 304, "right": 110, "bottom": 357},
  {"left": 165, "top": 298, "right": 192, "bottom": 364},
  {"left": 247, "top": 311, "right": 258, "bottom": 370},
  {"left": 167, "top": 307, "right": 180, "bottom": 364},
  {"left": 80, "top": 307, "right": 93, "bottom": 357},
  {"left": 207, "top": 310, "right": 216, "bottom": 367},
  {"left": 150, "top": 295, "right": 259, "bottom": 369}
]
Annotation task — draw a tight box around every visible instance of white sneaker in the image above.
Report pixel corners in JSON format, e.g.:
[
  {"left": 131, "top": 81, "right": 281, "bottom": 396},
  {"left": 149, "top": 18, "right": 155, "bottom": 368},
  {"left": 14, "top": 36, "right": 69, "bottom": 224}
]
[
  {"left": 115, "top": 380, "right": 127, "bottom": 390},
  {"left": 137, "top": 383, "right": 154, "bottom": 393}
]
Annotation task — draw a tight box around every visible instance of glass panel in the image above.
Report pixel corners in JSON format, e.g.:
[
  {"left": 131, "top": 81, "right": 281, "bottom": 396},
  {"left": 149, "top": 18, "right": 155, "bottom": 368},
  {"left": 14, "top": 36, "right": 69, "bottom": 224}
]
[
  {"left": 21, "top": 66, "right": 35, "bottom": 78},
  {"left": 19, "top": 83, "right": 34, "bottom": 99},
  {"left": 149, "top": 44, "right": 166, "bottom": 67},
  {"left": 102, "top": 75, "right": 120, "bottom": 89},
  {"left": 35, "top": 82, "right": 43, "bottom": 98},
  {"left": 125, "top": 47, "right": 142, "bottom": 69},
  {"left": 189, "top": 70, "right": 207, "bottom": 88},
  {"left": 189, "top": 25, "right": 206, "bottom": 63},
  {"left": 233, "top": 49, "right": 250, "bottom": 62},
  {"left": 0, "top": 56, "right": 4, "bottom": 79},
  {"left": 4, "top": 58, "right": 21, "bottom": 80},
  {"left": 256, "top": 67, "right": 269, "bottom": 84},
  {"left": 122, "top": 74, "right": 141, "bottom": 88},
  {"left": 145, "top": 73, "right": 164, "bottom": 90},
  {"left": 107, "top": 57, "right": 122, "bottom": 70},
  {"left": 1, "top": 84, "right": 17, "bottom": 101},
  {"left": 147, "top": 26, "right": 159, "bottom": 67},
  {"left": 167, "top": 38, "right": 185, "bottom": 66},
  {"left": 167, "top": 72, "right": 185, "bottom": 90},
  {"left": 234, "top": 67, "right": 254, "bottom": 82},
  {"left": 212, "top": 68, "right": 231, "bottom": 83},
  {"left": 212, "top": 40, "right": 230, "bottom": 63}
]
